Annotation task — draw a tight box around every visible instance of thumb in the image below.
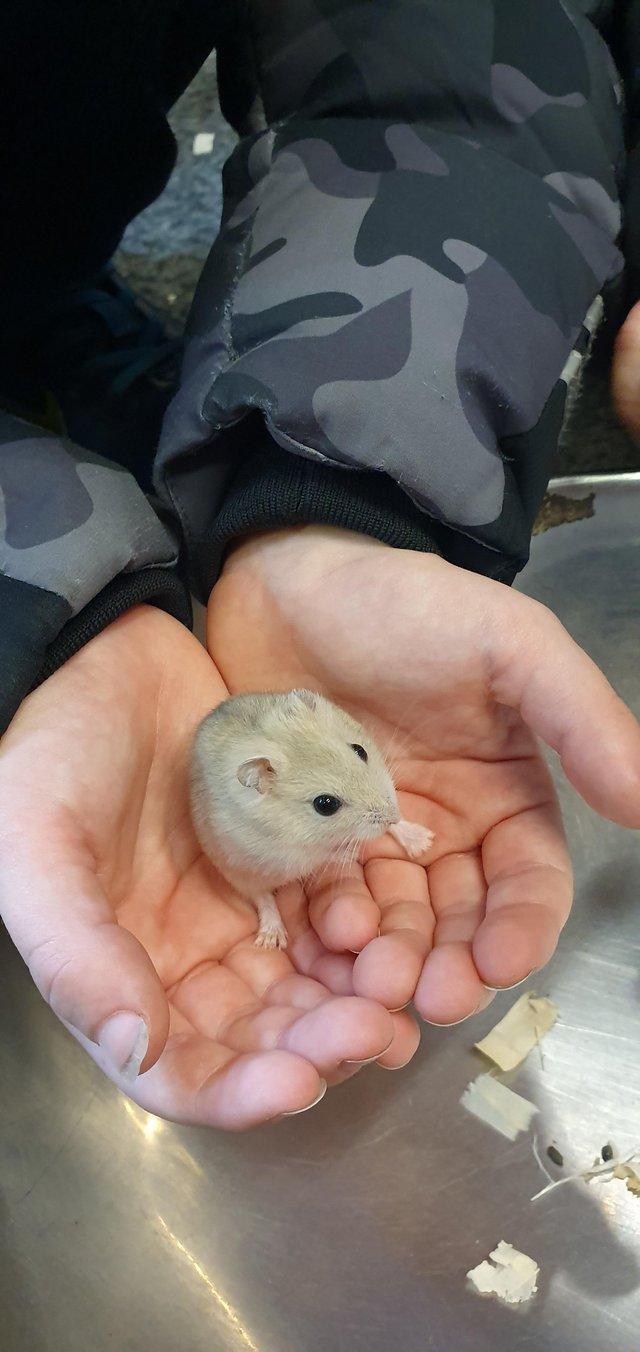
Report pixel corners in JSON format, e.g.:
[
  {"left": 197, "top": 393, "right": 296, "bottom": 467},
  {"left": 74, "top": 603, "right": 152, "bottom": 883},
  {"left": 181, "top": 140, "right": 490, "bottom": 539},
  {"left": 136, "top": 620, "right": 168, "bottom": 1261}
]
[
  {"left": 493, "top": 596, "right": 640, "bottom": 828},
  {"left": 0, "top": 817, "right": 169, "bottom": 1085}
]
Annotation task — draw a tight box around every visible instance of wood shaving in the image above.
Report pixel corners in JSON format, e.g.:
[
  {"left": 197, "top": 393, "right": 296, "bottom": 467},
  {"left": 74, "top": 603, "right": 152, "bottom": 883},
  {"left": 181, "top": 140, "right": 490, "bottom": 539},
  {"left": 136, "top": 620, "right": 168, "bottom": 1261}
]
[
  {"left": 460, "top": 1073, "right": 538, "bottom": 1141},
  {"left": 467, "top": 1241, "right": 539, "bottom": 1305},
  {"left": 532, "top": 1150, "right": 640, "bottom": 1201},
  {"left": 193, "top": 132, "right": 215, "bottom": 155},
  {"left": 474, "top": 992, "right": 558, "bottom": 1072},
  {"left": 613, "top": 1163, "right": 640, "bottom": 1196}
]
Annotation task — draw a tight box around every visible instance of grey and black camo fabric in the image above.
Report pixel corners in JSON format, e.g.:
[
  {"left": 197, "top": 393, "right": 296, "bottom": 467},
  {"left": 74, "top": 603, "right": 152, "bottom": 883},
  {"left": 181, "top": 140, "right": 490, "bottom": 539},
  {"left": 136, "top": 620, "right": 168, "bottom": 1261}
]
[
  {"left": 0, "top": 412, "right": 180, "bottom": 612},
  {"left": 0, "top": 409, "right": 189, "bottom": 731},
  {"left": 158, "top": 0, "right": 625, "bottom": 588}
]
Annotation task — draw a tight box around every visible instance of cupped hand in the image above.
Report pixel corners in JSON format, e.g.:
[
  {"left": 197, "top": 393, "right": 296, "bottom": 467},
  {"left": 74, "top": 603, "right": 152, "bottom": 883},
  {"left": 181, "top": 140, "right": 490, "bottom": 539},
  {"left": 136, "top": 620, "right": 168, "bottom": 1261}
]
[
  {"left": 0, "top": 607, "right": 415, "bottom": 1127},
  {"left": 208, "top": 527, "right": 640, "bottom": 1026}
]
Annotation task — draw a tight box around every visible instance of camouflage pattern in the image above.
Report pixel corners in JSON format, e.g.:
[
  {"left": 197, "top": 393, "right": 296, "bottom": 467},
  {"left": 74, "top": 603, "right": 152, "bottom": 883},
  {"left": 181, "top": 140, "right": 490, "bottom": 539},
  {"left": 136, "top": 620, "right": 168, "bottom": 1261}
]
[
  {"left": 0, "top": 412, "right": 180, "bottom": 614},
  {"left": 0, "top": 0, "right": 630, "bottom": 730},
  {"left": 158, "top": 0, "right": 624, "bottom": 582}
]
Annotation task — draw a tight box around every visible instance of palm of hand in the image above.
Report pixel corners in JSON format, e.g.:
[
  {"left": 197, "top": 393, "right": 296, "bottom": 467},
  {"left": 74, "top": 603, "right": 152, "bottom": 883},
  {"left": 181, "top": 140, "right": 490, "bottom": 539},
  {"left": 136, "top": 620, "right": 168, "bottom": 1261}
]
[
  {"left": 0, "top": 609, "right": 406, "bottom": 1127},
  {"left": 208, "top": 529, "right": 583, "bottom": 1025}
]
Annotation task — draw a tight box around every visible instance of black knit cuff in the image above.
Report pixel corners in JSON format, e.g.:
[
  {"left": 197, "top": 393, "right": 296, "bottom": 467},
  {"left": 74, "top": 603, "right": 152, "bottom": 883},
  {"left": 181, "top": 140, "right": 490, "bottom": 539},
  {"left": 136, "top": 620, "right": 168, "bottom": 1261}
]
[
  {"left": 39, "top": 567, "right": 192, "bottom": 682},
  {"left": 0, "top": 567, "right": 192, "bottom": 734},
  {"left": 197, "top": 440, "right": 442, "bottom": 596}
]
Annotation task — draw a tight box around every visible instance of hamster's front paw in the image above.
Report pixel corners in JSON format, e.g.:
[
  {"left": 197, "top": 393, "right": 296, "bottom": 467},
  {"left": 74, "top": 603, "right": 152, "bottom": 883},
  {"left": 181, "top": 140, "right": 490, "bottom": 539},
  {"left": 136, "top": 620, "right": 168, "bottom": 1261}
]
[{"left": 390, "top": 819, "right": 435, "bottom": 860}]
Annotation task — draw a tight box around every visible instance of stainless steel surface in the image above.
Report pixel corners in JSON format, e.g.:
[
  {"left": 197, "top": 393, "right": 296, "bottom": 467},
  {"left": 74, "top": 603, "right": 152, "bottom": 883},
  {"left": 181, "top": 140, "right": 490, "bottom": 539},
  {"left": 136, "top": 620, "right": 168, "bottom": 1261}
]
[{"left": 2, "top": 475, "right": 639, "bottom": 1352}]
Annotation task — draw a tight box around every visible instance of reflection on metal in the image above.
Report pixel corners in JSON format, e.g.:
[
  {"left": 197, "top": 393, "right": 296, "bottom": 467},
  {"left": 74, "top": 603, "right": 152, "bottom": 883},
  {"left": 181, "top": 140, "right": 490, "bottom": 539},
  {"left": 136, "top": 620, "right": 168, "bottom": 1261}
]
[
  {"left": 156, "top": 1216, "right": 259, "bottom": 1352},
  {"left": 121, "top": 1098, "right": 205, "bottom": 1176},
  {"left": 122, "top": 1099, "right": 165, "bottom": 1142}
]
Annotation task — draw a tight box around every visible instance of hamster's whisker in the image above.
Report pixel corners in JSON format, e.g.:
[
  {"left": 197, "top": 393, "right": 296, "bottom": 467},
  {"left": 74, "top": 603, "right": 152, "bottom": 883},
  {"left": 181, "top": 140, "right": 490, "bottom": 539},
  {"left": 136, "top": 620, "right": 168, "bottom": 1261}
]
[
  {"left": 333, "top": 833, "right": 361, "bottom": 885},
  {"left": 339, "top": 832, "right": 359, "bottom": 876},
  {"left": 333, "top": 845, "right": 352, "bottom": 887},
  {"left": 381, "top": 724, "right": 414, "bottom": 770},
  {"left": 314, "top": 853, "right": 342, "bottom": 887},
  {"left": 312, "top": 834, "right": 359, "bottom": 888},
  {"left": 380, "top": 691, "right": 430, "bottom": 765},
  {"left": 345, "top": 839, "right": 359, "bottom": 879}
]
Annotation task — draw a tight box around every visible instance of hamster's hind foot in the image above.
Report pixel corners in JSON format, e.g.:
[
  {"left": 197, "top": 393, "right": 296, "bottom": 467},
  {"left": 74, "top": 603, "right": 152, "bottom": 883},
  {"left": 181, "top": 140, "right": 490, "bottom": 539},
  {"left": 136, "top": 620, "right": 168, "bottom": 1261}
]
[
  {"left": 254, "top": 921, "right": 288, "bottom": 950},
  {"left": 254, "top": 893, "right": 288, "bottom": 950},
  {"left": 389, "top": 819, "right": 435, "bottom": 860}
]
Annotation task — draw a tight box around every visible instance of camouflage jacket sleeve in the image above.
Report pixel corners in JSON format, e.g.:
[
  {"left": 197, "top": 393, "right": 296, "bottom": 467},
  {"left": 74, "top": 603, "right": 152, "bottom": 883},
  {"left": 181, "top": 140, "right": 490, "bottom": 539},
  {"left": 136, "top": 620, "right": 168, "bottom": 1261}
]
[
  {"left": 606, "top": 0, "right": 640, "bottom": 298},
  {"left": 156, "top": 0, "right": 625, "bottom": 598},
  {"left": 0, "top": 411, "right": 191, "bottom": 732}
]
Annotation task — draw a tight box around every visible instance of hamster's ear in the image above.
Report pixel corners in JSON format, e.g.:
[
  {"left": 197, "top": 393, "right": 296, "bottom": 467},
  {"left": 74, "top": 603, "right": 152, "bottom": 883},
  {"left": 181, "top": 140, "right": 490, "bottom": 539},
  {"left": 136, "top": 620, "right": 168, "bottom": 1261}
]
[
  {"left": 237, "top": 757, "right": 275, "bottom": 794},
  {"left": 289, "top": 689, "right": 317, "bottom": 711}
]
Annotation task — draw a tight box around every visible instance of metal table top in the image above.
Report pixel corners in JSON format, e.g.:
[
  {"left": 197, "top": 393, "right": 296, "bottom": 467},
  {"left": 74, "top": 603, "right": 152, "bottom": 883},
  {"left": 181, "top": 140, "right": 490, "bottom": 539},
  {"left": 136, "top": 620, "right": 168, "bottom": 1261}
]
[{"left": 2, "top": 475, "right": 639, "bottom": 1352}]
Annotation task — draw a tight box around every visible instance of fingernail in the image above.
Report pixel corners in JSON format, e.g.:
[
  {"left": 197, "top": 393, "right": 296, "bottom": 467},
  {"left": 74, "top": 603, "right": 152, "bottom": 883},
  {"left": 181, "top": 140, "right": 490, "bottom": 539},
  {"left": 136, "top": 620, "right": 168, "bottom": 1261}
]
[
  {"left": 427, "top": 1001, "right": 484, "bottom": 1028},
  {"left": 379, "top": 1056, "right": 414, "bottom": 1071},
  {"left": 98, "top": 1012, "right": 148, "bottom": 1086},
  {"left": 345, "top": 1036, "right": 394, "bottom": 1066},
  {"left": 282, "top": 1079, "right": 327, "bottom": 1116},
  {"left": 483, "top": 970, "right": 536, "bottom": 993}
]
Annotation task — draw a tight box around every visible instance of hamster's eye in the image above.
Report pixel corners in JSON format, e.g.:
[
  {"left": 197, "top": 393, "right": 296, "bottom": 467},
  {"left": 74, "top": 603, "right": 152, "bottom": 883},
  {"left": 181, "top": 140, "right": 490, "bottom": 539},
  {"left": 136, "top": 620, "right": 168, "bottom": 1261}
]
[
  {"left": 313, "top": 794, "right": 342, "bottom": 817},
  {"left": 351, "top": 743, "right": 368, "bottom": 763}
]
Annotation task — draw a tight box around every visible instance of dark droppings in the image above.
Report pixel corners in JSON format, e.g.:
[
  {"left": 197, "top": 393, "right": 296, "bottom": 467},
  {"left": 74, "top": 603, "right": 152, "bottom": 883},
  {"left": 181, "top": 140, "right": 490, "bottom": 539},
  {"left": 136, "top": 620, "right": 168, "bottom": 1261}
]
[
  {"left": 547, "top": 1144, "right": 564, "bottom": 1168},
  {"left": 602, "top": 1143, "right": 614, "bottom": 1163}
]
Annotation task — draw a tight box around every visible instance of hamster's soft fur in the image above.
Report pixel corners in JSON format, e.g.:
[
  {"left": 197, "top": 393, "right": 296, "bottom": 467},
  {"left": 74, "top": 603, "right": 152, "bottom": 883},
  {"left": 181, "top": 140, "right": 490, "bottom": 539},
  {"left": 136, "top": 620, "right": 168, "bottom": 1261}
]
[{"left": 190, "top": 689, "right": 433, "bottom": 949}]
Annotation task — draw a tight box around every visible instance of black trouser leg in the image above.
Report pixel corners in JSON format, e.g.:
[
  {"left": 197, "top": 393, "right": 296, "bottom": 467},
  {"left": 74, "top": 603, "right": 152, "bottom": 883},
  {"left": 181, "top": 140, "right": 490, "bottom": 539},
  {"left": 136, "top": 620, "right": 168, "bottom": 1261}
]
[{"left": 0, "top": 1, "right": 224, "bottom": 330}]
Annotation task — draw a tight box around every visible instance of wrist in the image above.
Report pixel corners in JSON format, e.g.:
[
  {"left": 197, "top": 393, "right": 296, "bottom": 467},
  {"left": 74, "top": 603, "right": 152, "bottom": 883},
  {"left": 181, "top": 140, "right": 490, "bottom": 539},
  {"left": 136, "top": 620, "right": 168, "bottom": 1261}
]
[
  {"left": 215, "top": 524, "right": 453, "bottom": 639},
  {"left": 219, "top": 522, "right": 389, "bottom": 587},
  {"left": 199, "top": 438, "right": 442, "bottom": 600}
]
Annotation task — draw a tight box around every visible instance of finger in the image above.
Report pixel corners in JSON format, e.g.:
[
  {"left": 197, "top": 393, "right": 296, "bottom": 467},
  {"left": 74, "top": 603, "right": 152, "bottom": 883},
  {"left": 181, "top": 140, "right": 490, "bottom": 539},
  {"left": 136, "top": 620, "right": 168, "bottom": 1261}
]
[
  {"left": 223, "top": 938, "right": 292, "bottom": 996},
  {"left": 307, "top": 861, "right": 380, "bottom": 953},
  {"left": 0, "top": 817, "right": 169, "bottom": 1076},
  {"left": 494, "top": 596, "right": 640, "bottom": 827},
  {"left": 377, "top": 1009, "right": 421, "bottom": 1069},
  {"left": 473, "top": 803, "right": 573, "bottom": 989},
  {"left": 279, "top": 996, "right": 394, "bottom": 1074},
  {"left": 330, "top": 1008, "right": 421, "bottom": 1082},
  {"left": 308, "top": 952, "right": 356, "bottom": 994},
  {"left": 414, "top": 851, "right": 494, "bottom": 1024},
  {"left": 220, "top": 1004, "right": 306, "bottom": 1052},
  {"left": 286, "top": 925, "right": 357, "bottom": 993},
  {"left": 200, "top": 1052, "right": 326, "bottom": 1128},
  {"left": 353, "top": 858, "right": 433, "bottom": 1008},
  {"left": 131, "top": 1030, "right": 326, "bottom": 1128},
  {"left": 223, "top": 995, "right": 394, "bottom": 1074},
  {"left": 612, "top": 300, "right": 640, "bottom": 440},
  {"left": 229, "top": 916, "right": 357, "bottom": 996},
  {"left": 263, "top": 973, "right": 331, "bottom": 1010}
]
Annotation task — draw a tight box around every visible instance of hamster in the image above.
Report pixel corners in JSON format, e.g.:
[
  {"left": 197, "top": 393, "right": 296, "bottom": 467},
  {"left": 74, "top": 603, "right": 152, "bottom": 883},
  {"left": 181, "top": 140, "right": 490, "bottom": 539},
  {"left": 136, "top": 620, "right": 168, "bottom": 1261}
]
[{"left": 190, "top": 689, "right": 434, "bottom": 950}]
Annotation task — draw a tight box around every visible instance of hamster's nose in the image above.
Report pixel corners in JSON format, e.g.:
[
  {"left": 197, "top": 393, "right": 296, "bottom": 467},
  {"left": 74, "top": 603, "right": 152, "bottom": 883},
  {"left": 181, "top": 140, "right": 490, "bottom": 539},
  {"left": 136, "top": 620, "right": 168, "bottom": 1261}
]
[{"left": 369, "top": 804, "right": 400, "bottom": 830}]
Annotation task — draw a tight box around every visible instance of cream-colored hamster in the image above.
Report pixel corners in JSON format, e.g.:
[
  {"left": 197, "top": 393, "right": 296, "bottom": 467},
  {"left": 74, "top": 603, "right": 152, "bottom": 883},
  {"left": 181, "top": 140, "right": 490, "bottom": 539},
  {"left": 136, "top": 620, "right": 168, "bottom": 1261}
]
[{"left": 190, "top": 689, "right": 434, "bottom": 949}]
